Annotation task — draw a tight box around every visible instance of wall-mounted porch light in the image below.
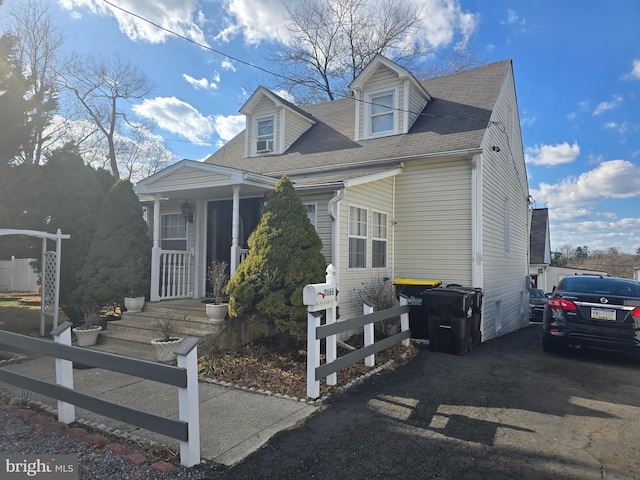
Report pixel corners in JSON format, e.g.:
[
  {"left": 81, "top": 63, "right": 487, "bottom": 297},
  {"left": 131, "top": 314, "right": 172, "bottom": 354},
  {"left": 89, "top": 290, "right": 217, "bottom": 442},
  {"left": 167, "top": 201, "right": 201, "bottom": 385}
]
[{"left": 181, "top": 201, "right": 194, "bottom": 223}]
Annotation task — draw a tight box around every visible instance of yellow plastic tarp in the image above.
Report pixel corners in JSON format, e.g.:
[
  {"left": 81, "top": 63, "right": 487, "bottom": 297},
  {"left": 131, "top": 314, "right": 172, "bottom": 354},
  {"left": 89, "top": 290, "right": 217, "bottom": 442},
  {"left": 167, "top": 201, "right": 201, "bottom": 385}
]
[{"left": 393, "top": 278, "right": 442, "bottom": 287}]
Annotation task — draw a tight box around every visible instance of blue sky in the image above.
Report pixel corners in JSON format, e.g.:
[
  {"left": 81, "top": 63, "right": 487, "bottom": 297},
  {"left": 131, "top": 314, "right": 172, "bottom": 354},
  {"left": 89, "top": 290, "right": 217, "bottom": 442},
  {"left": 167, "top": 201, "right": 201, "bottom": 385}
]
[{"left": 3, "top": 0, "right": 640, "bottom": 254}]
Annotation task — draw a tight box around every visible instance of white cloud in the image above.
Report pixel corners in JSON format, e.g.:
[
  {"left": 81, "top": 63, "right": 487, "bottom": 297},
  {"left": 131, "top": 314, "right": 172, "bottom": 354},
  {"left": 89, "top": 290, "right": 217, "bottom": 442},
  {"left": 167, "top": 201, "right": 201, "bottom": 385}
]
[
  {"left": 623, "top": 59, "right": 640, "bottom": 80},
  {"left": 214, "top": 0, "right": 479, "bottom": 50},
  {"left": 212, "top": 114, "right": 245, "bottom": 143},
  {"left": 593, "top": 94, "right": 623, "bottom": 116},
  {"left": 525, "top": 141, "right": 580, "bottom": 166},
  {"left": 273, "top": 89, "right": 295, "bottom": 104},
  {"left": 132, "top": 97, "right": 214, "bottom": 143},
  {"left": 221, "top": 58, "right": 236, "bottom": 72},
  {"left": 58, "top": 0, "right": 208, "bottom": 45},
  {"left": 532, "top": 160, "right": 640, "bottom": 210},
  {"left": 183, "top": 73, "right": 220, "bottom": 90}
]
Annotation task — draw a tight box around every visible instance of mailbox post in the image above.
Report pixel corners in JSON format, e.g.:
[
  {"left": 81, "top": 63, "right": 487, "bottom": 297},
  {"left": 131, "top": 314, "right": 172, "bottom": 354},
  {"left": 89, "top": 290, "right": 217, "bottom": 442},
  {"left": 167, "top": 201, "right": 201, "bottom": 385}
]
[{"left": 304, "top": 264, "right": 337, "bottom": 398}]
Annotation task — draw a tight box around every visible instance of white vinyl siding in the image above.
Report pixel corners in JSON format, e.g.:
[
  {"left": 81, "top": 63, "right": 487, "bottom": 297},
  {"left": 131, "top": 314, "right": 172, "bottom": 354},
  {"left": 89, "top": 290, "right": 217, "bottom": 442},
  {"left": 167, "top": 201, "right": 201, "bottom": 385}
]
[
  {"left": 147, "top": 169, "right": 231, "bottom": 192},
  {"left": 480, "top": 63, "right": 529, "bottom": 340},
  {"left": 407, "top": 83, "right": 429, "bottom": 131}
]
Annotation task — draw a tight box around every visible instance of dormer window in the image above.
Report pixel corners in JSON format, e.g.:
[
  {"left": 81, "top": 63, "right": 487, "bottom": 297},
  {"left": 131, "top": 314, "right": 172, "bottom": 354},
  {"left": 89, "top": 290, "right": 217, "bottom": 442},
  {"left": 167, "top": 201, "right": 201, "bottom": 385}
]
[
  {"left": 365, "top": 87, "right": 398, "bottom": 138},
  {"left": 256, "top": 117, "right": 274, "bottom": 153},
  {"left": 371, "top": 92, "right": 394, "bottom": 134}
]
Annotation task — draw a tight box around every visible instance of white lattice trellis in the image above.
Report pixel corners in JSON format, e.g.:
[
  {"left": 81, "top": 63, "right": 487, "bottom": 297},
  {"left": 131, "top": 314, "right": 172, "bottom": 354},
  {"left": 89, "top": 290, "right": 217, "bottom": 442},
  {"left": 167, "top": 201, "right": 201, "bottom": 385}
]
[
  {"left": 43, "top": 251, "right": 57, "bottom": 315},
  {"left": 0, "top": 228, "right": 70, "bottom": 336}
]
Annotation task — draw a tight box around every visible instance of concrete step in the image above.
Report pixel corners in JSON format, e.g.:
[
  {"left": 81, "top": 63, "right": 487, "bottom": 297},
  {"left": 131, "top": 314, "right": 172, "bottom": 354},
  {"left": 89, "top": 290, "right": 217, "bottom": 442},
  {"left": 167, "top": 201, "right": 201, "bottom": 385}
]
[{"left": 103, "top": 319, "right": 219, "bottom": 340}]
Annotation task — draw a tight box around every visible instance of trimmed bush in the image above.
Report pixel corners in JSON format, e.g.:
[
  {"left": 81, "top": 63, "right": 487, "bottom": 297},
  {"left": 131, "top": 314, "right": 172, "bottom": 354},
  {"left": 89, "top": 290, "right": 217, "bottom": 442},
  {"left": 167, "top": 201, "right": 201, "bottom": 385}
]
[{"left": 227, "top": 176, "right": 326, "bottom": 333}]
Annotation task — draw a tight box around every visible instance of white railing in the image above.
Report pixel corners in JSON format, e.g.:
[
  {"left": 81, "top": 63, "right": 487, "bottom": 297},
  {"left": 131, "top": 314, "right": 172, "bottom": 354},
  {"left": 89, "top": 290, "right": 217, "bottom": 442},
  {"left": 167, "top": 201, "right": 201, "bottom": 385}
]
[{"left": 158, "top": 249, "right": 193, "bottom": 300}]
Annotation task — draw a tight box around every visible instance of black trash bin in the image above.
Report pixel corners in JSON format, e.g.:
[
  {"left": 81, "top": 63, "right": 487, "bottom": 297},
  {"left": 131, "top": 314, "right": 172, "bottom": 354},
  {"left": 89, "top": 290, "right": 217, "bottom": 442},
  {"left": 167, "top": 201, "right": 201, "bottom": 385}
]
[
  {"left": 424, "top": 287, "right": 473, "bottom": 355},
  {"left": 393, "top": 278, "right": 442, "bottom": 339},
  {"left": 444, "top": 285, "right": 484, "bottom": 348}
]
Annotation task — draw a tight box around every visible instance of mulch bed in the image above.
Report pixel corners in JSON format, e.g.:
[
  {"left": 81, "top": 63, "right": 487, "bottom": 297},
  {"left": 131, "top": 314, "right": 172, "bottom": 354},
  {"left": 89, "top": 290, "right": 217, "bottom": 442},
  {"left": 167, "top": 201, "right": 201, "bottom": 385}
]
[{"left": 197, "top": 334, "right": 418, "bottom": 400}]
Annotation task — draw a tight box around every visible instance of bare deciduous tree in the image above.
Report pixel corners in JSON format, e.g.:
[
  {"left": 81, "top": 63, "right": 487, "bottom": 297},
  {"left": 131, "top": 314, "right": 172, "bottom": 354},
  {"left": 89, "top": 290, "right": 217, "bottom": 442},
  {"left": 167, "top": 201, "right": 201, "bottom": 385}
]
[
  {"left": 271, "top": 0, "right": 482, "bottom": 104},
  {"left": 63, "top": 52, "right": 153, "bottom": 178},
  {"left": 3, "top": 0, "right": 63, "bottom": 166}
]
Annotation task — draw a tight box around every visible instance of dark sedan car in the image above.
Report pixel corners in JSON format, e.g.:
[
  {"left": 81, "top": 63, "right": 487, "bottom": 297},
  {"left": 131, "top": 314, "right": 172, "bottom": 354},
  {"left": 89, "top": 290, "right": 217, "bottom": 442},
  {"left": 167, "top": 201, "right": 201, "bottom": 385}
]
[
  {"left": 542, "top": 275, "right": 640, "bottom": 354},
  {"left": 529, "top": 288, "right": 547, "bottom": 322}
]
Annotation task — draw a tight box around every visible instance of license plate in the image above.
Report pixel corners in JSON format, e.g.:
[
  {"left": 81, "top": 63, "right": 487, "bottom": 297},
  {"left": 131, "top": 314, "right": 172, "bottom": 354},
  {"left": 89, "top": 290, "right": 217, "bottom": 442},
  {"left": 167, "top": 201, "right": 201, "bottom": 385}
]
[{"left": 591, "top": 308, "right": 616, "bottom": 321}]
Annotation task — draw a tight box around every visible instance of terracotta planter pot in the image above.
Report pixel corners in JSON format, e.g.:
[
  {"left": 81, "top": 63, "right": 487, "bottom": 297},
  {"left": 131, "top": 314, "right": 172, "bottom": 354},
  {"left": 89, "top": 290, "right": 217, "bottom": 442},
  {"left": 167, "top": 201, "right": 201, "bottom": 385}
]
[
  {"left": 124, "top": 296, "right": 145, "bottom": 313},
  {"left": 150, "top": 337, "right": 184, "bottom": 363},
  {"left": 206, "top": 303, "right": 228, "bottom": 323},
  {"left": 73, "top": 326, "right": 102, "bottom": 347}
]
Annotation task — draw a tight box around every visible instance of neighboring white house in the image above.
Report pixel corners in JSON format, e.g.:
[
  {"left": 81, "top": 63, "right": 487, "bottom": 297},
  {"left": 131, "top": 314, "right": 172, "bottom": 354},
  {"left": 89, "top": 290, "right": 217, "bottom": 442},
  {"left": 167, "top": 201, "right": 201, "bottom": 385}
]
[
  {"left": 135, "top": 55, "right": 531, "bottom": 342},
  {"left": 529, "top": 208, "right": 610, "bottom": 293}
]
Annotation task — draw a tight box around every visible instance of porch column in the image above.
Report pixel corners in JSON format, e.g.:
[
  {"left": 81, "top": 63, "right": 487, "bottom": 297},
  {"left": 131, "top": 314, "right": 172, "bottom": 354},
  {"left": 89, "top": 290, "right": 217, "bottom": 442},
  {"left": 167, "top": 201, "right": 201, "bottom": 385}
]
[
  {"left": 150, "top": 195, "right": 161, "bottom": 302},
  {"left": 230, "top": 185, "right": 241, "bottom": 275}
]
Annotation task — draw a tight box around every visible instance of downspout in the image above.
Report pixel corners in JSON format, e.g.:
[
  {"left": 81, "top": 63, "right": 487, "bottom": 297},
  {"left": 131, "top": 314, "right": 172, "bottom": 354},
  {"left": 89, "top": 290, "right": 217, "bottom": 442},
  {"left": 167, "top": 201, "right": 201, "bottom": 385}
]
[
  {"left": 328, "top": 188, "right": 345, "bottom": 289},
  {"left": 471, "top": 154, "right": 483, "bottom": 289}
]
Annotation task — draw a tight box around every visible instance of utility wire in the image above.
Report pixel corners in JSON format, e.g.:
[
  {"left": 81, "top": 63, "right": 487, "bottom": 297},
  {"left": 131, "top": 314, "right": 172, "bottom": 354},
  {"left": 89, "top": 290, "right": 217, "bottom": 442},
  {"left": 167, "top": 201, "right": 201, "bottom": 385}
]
[{"left": 100, "top": 0, "right": 495, "bottom": 127}]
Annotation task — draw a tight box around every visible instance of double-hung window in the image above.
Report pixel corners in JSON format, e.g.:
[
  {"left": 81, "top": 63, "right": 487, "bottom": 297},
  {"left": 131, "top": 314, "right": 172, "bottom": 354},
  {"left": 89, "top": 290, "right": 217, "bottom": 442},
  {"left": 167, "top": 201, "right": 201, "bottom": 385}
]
[
  {"left": 369, "top": 91, "right": 395, "bottom": 136},
  {"left": 348, "top": 206, "right": 367, "bottom": 268},
  {"left": 161, "top": 213, "right": 187, "bottom": 250},
  {"left": 304, "top": 203, "right": 317, "bottom": 229},
  {"left": 371, "top": 211, "right": 387, "bottom": 268},
  {"left": 256, "top": 117, "right": 274, "bottom": 153}
]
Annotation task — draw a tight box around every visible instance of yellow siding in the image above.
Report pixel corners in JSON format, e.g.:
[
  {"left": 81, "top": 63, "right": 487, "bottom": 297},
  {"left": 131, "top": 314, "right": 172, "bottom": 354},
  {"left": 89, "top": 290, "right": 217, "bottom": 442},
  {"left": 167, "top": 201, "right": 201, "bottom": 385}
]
[
  {"left": 394, "top": 158, "right": 473, "bottom": 285},
  {"left": 337, "top": 178, "right": 394, "bottom": 320}
]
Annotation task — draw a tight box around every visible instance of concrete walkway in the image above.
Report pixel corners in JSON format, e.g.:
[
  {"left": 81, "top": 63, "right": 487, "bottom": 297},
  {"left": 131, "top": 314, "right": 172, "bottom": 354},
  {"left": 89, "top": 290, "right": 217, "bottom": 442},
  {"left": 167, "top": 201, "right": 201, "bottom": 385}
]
[{"left": 0, "top": 354, "right": 318, "bottom": 466}]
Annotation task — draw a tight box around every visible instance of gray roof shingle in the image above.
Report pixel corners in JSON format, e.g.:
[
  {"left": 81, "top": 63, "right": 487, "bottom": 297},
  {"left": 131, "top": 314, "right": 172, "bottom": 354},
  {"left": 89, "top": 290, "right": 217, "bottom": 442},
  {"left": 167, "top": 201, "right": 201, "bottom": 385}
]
[{"left": 205, "top": 59, "right": 513, "bottom": 178}]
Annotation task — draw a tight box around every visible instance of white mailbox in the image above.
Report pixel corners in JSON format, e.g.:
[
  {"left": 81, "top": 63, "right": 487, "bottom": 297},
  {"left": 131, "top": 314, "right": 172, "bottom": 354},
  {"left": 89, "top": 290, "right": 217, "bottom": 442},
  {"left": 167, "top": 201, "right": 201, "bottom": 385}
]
[{"left": 303, "top": 283, "right": 336, "bottom": 312}]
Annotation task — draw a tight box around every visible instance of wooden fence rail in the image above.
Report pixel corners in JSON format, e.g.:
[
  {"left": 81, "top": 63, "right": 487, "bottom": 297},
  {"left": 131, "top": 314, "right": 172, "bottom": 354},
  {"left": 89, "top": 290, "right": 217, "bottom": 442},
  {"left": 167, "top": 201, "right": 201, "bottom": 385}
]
[{"left": 0, "top": 323, "right": 200, "bottom": 467}]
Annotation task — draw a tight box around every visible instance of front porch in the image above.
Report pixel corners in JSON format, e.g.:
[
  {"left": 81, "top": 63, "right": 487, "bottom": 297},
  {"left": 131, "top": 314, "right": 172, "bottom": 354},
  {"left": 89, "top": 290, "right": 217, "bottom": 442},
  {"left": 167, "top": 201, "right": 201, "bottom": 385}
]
[{"left": 134, "top": 160, "right": 278, "bottom": 303}]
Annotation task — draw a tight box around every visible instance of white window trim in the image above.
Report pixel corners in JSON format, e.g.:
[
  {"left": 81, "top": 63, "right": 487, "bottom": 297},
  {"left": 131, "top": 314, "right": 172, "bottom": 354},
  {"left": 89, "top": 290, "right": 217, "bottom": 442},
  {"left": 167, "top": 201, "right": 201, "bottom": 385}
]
[
  {"left": 253, "top": 114, "right": 275, "bottom": 156},
  {"left": 365, "top": 86, "right": 399, "bottom": 139},
  {"left": 371, "top": 209, "right": 388, "bottom": 269},
  {"left": 348, "top": 204, "right": 368, "bottom": 269}
]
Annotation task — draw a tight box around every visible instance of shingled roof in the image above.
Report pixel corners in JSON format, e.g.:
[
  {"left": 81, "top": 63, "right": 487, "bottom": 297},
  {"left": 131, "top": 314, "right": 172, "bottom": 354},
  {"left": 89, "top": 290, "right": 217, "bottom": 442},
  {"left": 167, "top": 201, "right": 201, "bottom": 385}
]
[
  {"left": 530, "top": 208, "right": 550, "bottom": 265},
  {"left": 205, "top": 59, "right": 513, "bottom": 177}
]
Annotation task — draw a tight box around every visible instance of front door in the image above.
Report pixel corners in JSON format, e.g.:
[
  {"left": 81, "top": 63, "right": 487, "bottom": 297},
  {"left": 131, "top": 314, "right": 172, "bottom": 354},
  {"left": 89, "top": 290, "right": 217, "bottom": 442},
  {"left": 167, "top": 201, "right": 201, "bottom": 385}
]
[{"left": 206, "top": 198, "right": 261, "bottom": 293}]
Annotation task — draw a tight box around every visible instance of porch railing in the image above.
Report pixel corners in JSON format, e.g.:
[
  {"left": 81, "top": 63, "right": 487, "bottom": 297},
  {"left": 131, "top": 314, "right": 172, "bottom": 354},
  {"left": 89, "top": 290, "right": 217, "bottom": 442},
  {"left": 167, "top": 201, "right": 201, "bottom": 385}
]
[{"left": 158, "top": 249, "right": 193, "bottom": 300}]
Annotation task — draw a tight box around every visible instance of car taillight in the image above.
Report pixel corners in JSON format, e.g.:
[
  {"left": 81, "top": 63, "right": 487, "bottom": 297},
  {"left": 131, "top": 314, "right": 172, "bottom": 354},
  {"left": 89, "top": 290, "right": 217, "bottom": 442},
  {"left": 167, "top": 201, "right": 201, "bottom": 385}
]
[
  {"left": 632, "top": 307, "right": 640, "bottom": 317},
  {"left": 547, "top": 298, "right": 577, "bottom": 311}
]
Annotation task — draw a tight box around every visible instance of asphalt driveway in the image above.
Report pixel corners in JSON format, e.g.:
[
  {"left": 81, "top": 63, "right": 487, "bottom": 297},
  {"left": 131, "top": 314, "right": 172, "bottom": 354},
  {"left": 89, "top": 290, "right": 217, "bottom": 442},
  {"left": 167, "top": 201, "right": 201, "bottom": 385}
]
[{"left": 222, "top": 324, "right": 640, "bottom": 480}]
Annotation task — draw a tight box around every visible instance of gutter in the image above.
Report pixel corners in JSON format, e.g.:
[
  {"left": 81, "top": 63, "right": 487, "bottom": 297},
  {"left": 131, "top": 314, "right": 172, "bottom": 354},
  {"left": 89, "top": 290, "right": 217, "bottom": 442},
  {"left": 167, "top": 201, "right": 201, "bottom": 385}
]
[{"left": 269, "top": 147, "right": 483, "bottom": 178}]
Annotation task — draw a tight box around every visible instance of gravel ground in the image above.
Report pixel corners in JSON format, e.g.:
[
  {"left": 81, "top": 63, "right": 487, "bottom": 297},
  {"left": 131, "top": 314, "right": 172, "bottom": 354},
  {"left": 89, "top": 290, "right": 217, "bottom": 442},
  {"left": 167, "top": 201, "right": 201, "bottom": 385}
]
[{"left": 0, "top": 405, "right": 225, "bottom": 479}]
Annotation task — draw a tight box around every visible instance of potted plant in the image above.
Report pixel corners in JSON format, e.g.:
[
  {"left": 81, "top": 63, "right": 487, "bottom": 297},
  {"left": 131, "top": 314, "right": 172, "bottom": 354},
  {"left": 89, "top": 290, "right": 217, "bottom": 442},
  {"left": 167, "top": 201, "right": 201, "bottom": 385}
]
[
  {"left": 122, "top": 256, "right": 146, "bottom": 313},
  {"left": 205, "top": 260, "right": 229, "bottom": 323},
  {"left": 73, "top": 308, "right": 103, "bottom": 347},
  {"left": 150, "top": 313, "right": 184, "bottom": 363}
]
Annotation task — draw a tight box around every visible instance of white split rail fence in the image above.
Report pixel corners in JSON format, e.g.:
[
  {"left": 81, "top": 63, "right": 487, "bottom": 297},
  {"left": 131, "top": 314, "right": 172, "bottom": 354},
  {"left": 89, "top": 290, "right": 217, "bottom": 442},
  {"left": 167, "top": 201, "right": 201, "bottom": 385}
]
[{"left": 304, "top": 264, "right": 411, "bottom": 399}]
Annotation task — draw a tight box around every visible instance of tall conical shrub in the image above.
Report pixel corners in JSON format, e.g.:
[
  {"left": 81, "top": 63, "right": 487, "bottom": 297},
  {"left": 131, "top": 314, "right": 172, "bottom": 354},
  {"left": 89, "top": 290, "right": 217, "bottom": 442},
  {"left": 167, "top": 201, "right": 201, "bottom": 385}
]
[
  {"left": 227, "top": 175, "right": 326, "bottom": 333},
  {"left": 74, "top": 179, "right": 151, "bottom": 311}
]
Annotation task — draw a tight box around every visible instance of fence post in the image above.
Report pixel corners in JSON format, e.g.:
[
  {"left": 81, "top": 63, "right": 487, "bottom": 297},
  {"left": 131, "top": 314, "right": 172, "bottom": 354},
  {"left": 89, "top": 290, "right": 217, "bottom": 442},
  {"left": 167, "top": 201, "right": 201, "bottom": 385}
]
[
  {"left": 52, "top": 322, "right": 75, "bottom": 424},
  {"left": 176, "top": 338, "right": 201, "bottom": 468},
  {"left": 399, "top": 295, "right": 410, "bottom": 346},
  {"left": 306, "top": 311, "right": 322, "bottom": 399},
  {"left": 362, "top": 302, "right": 375, "bottom": 367},
  {"left": 325, "top": 264, "right": 337, "bottom": 386}
]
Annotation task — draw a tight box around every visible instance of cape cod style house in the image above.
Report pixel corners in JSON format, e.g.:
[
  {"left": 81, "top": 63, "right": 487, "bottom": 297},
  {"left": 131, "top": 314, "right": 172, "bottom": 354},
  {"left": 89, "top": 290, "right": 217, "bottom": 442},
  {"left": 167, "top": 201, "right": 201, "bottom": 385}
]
[{"left": 135, "top": 55, "right": 531, "bottom": 342}]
